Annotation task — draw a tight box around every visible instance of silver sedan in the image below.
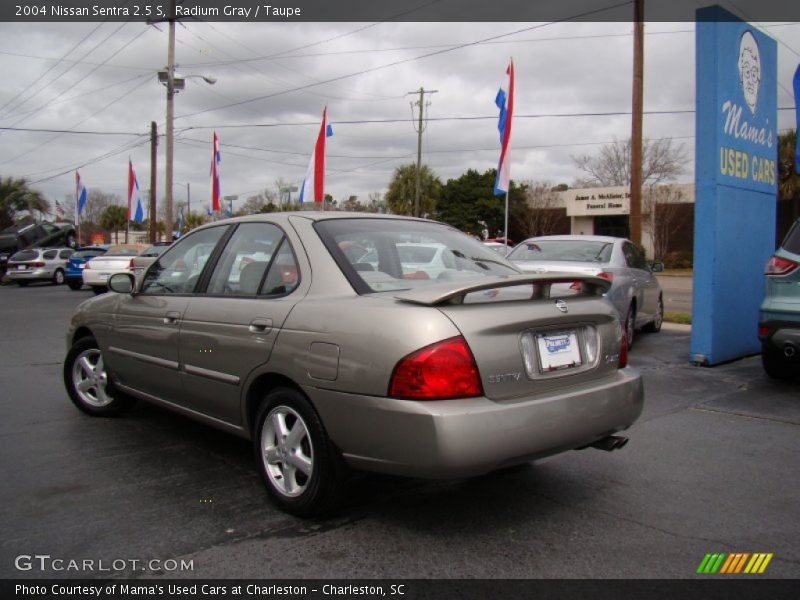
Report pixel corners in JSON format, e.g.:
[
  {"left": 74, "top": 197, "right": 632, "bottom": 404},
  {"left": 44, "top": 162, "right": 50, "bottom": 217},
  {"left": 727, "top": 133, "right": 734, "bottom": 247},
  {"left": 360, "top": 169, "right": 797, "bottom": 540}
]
[
  {"left": 507, "top": 235, "right": 664, "bottom": 348},
  {"left": 63, "top": 214, "right": 643, "bottom": 516}
]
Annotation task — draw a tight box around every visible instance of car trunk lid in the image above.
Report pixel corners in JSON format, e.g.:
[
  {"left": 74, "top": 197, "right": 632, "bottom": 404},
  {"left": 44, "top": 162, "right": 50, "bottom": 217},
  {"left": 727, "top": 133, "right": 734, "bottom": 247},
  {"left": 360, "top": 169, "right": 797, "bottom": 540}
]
[{"left": 395, "top": 274, "right": 622, "bottom": 401}]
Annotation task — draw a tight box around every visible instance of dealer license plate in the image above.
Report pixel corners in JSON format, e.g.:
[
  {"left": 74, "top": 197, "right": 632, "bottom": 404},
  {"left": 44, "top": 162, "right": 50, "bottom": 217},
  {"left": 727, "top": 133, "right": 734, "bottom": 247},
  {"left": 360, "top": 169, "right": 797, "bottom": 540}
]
[{"left": 537, "top": 330, "right": 582, "bottom": 371}]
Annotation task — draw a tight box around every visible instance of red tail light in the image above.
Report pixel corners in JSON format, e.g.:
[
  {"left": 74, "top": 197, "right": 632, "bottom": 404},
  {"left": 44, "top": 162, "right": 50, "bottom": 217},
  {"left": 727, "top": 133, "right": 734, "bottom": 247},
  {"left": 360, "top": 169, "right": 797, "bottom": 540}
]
[
  {"left": 597, "top": 271, "right": 614, "bottom": 282},
  {"left": 389, "top": 336, "right": 483, "bottom": 400},
  {"left": 128, "top": 259, "right": 136, "bottom": 269},
  {"left": 618, "top": 326, "right": 628, "bottom": 369},
  {"left": 30, "top": 261, "right": 45, "bottom": 268},
  {"left": 765, "top": 255, "right": 798, "bottom": 276},
  {"left": 757, "top": 324, "right": 770, "bottom": 339}
]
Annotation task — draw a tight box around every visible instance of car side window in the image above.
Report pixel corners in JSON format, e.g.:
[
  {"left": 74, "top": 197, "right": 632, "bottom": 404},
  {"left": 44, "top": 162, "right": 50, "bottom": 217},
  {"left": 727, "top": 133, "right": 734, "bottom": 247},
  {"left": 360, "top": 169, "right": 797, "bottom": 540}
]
[
  {"left": 260, "top": 238, "right": 299, "bottom": 296},
  {"left": 140, "top": 226, "right": 228, "bottom": 295},
  {"left": 59, "top": 249, "right": 73, "bottom": 259},
  {"left": 42, "top": 223, "right": 59, "bottom": 234},
  {"left": 206, "top": 223, "right": 285, "bottom": 296},
  {"left": 623, "top": 243, "right": 647, "bottom": 270},
  {"left": 43, "top": 250, "right": 57, "bottom": 260}
]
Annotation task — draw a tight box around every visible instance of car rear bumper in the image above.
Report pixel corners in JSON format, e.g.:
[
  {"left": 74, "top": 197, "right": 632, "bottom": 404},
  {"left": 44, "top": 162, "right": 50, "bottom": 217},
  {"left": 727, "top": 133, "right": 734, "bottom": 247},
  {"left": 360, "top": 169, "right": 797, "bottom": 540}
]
[
  {"left": 758, "top": 318, "right": 800, "bottom": 352},
  {"left": 308, "top": 368, "right": 644, "bottom": 479},
  {"left": 7, "top": 268, "right": 51, "bottom": 280}
]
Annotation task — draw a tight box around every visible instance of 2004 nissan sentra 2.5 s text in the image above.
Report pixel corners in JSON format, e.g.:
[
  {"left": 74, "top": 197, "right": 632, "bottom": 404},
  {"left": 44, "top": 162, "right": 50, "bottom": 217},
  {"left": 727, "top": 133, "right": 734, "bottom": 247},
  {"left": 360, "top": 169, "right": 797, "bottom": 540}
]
[{"left": 63, "top": 213, "right": 643, "bottom": 516}]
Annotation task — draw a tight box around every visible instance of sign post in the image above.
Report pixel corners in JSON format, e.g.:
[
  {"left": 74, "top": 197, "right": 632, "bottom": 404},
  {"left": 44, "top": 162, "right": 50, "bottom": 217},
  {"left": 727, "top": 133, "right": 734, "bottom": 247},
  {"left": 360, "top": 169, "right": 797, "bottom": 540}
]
[{"left": 691, "top": 6, "right": 778, "bottom": 365}]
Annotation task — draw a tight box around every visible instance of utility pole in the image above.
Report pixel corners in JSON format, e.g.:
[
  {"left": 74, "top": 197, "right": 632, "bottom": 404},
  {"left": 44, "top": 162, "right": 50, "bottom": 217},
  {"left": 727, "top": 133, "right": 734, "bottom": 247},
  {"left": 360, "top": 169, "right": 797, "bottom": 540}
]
[
  {"left": 629, "top": 0, "right": 644, "bottom": 246},
  {"left": 186, "top": 182, "right": 190, "bottom": 221},
  {"left": 164, "top": 0, "right": 177, "bottom": 242},
  {"left": 407, "top": 87, "right": 437, "bottom": 218},
  {"left": 149, "top": 121, "right": 158, "bottom": 243}
]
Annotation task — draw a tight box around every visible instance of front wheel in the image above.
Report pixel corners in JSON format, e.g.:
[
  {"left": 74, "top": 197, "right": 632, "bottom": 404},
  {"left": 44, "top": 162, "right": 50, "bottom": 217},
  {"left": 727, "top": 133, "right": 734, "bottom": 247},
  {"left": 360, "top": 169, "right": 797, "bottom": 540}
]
[
  {"left": 643, "top": 296, "right": 663, "bottom": 333},
  {"left": 63, "top": 336, "right": 135, "bottom": 416},
  {"left": 254, "top": 387, "right": 346, "bottom": 517}
]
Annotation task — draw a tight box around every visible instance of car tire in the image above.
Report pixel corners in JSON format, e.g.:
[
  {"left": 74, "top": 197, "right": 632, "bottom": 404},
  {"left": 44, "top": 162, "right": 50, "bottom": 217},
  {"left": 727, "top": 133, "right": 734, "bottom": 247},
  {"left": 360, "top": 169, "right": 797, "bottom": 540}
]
[
  {"left": 643, "top": 295, "right": 663, "bottom": 333},
  {"left": 16, "top": 281, "right": 29, "bottom": 287},
  {"left": 91, "top": 286, "right": 107, "bottom": 295},
  {"left": 624, "top": 304, "right": 636, "bottom": 350},
  {"left": 63, "top": 336, "right": 135, "bottom": 416},
  {"left": 67, "top": 280, "right": 82, "bottom": 290},
  {"left": 761, "top": 343, "right": 794, "bottom": 380},
  {"left": 254, "top": 387, "right": 346, "bottom": 517},
  {"left": 52, "top": 269, "right": 65, "bottom": 285}
]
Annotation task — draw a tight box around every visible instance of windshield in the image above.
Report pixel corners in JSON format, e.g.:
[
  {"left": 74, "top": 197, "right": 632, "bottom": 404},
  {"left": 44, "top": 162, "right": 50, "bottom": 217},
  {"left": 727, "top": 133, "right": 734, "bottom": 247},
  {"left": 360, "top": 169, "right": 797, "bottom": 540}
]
[
  {"left": 782, "top": 220, "right": 800, "bottom": 255},
  {"left": 508, "top": 239, "right": 613, "bottom": 263},
  {"left": 10, "top": 250, "right": 38, "bottom": 262},
  {"left": 315, "top": 218, "right": 520, "bottom": 293}
]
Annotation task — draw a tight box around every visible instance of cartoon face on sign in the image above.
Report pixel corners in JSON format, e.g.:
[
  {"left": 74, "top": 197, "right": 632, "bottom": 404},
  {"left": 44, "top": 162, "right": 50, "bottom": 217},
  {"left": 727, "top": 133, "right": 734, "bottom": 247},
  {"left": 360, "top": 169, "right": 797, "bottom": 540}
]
[{"left": 738, "top": 30, "right": 761, "bottom": 115}]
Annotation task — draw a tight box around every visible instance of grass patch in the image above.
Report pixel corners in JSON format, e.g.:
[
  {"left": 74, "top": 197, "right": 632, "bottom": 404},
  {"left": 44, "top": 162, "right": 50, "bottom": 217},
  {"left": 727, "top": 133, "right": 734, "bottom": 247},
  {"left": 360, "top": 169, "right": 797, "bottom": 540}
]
[{"left": 664, "top": 312, "right": 692, "bottom": 325}]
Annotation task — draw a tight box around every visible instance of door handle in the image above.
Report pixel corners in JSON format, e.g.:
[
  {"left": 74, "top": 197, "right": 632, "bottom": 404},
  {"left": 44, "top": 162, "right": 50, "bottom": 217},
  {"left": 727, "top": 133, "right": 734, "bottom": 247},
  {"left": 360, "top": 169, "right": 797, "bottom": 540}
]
[
  {"left": 249, "top": 318, "right": 273, "bottom": 334},
  {"left": 163, "top": 311, "right": 181, "bottom": 325}
]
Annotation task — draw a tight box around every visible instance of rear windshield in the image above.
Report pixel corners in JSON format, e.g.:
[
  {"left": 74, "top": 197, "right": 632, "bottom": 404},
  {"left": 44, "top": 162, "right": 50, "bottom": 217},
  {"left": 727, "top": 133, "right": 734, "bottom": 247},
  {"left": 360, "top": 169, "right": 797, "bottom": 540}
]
[
  {"left": 507, "top": 240, "right": 613, "bottom": 263},
  {"left": 10, "top": 250, "right": 38, "bottom": 262},
  {"left": 315, "top": 218, "right": 519, "bottom": 293},
  {"left": 73, "top": 250, "right": 105, "bottom": 259},
  {"left": 105, "top": 248, "right": 140, "bottom": 256},
  {"left": 781, "top": 221, "right": 800, "bottom": 255}
]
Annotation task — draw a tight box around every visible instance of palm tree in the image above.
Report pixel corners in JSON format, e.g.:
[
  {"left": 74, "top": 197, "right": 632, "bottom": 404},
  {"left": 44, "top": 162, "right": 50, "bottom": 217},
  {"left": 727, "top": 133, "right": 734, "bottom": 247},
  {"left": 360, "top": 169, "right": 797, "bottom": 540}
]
[
  {"left": 0, "top": 176, "right": 49, "bottom": 229},
  {"left": 100, "top": 205, "right": 128, "bottom": 244},
  {"left": 385, "top": 163, "right": 441, "bottom": 216}
]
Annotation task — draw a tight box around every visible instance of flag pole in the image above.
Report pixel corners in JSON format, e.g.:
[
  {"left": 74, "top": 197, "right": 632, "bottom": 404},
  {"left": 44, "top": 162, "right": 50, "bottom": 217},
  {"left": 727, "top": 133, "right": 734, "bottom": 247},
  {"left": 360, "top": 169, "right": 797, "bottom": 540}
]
[{"left": 504, "top": 189, "right": 509, "bottom": 252}]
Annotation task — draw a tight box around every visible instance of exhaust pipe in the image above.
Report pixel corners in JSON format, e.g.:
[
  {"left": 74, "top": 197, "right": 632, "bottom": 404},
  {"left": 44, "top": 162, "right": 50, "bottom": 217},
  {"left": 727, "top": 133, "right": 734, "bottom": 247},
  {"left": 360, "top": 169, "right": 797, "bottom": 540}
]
[
  {"left": 589, "top": 435, "right": 629, "bottom": 452},
  {"left": 785, "top": 344, "right": 796, "bottom": 358}
]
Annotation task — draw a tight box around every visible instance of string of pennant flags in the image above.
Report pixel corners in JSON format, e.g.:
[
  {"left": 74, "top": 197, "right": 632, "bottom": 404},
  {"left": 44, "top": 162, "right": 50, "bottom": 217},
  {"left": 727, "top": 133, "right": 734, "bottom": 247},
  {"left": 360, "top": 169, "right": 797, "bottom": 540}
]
[{"left": 68, "top": 59, "right": 522, "bottom": 233}]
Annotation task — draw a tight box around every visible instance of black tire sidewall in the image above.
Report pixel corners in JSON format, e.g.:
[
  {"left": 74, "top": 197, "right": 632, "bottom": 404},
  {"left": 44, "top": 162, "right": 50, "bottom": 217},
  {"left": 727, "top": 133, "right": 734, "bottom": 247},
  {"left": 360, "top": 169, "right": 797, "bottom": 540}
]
[{"left": 253, "top": 387, "right": 342, "bottom": 517}]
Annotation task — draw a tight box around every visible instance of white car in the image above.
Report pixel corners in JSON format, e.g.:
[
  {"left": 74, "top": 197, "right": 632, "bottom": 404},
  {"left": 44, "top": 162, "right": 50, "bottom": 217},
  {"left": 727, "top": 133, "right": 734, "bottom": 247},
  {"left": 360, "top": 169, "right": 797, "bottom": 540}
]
[
  {"left": 6, "top": 247, "right": 74, "bottom": 286},
  {"left": 82, "top": 245, "right": 146, "bottom": 295}
]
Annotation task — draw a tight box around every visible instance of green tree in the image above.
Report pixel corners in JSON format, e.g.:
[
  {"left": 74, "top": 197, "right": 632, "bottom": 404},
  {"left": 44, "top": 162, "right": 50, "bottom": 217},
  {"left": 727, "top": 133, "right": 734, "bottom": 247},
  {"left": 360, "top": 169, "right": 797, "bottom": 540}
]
[
  {"left": 385, "top": 163, "right": 441, "bottom": 216},
  {"left": 436, "top": 169, "right": 527, "bottom": 240},
  {"left": 185, "top": 212, "right": 207, "bottom": 231},
  {"left": 778, "top": 130, "right": 799, "bottom": 221},
  {"left": 0, "top": 177, "right": 49, "bottom": 229},
  {"left": 100, "top": 205, "right": 128, "bottom": 244}
]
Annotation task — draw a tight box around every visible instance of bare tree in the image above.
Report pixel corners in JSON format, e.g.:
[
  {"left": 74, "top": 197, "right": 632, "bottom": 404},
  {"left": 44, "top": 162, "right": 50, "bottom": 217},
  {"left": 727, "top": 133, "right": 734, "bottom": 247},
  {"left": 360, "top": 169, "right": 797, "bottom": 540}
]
[
  {"left": 515, "top": 181, "right": 566, "bottom": 237},
  {"left": 642, "top": 184, "right": 690, "bottom": 260},
  {"left": 238, "top": 189, "right": 278, "bottom": 215},
  {"left": 80, "top": 189, "right": 119, "bottom": 226},
  {"left": 572, "top": 138, "right": 687, "bottom": 187}
]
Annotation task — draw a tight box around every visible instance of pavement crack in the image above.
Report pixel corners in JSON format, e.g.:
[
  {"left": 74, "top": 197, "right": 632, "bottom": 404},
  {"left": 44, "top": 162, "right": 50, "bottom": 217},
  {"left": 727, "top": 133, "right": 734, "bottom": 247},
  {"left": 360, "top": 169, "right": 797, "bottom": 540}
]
[{"left": 689, "top": 406, "right": 800, "bottom": 427}]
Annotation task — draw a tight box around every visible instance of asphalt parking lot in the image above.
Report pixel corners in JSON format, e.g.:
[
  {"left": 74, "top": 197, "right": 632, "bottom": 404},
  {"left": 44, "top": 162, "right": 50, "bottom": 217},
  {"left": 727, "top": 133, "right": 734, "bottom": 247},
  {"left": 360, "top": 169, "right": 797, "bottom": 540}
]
[{"left": 0, "top": 282, "right": 798, "bottom": 580}]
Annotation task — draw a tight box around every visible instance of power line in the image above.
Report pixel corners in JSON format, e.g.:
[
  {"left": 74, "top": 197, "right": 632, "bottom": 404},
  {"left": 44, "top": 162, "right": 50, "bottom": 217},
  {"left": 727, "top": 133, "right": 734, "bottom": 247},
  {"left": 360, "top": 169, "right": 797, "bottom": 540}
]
[{"left": 173, "top": 0, "right": 635, "bottom": 121}]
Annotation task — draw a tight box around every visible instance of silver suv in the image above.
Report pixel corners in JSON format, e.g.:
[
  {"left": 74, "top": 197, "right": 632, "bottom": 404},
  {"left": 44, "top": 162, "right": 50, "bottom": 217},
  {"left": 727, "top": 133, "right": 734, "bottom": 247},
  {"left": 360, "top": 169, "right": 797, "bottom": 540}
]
[{"left": 6, "top": 247, "right": 74, "bottom": 286}]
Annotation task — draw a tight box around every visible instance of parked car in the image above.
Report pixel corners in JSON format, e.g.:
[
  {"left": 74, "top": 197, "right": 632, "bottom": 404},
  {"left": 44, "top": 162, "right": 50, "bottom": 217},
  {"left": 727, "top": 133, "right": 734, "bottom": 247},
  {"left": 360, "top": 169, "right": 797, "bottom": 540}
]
[
  {"left": 6, "top": 247, "right": 74, "bottom": 285},
  {"left": 483, "top": 241, "right": 510, "bottom": 256},
  {"left": 63, "top": 213, "right": 643, "bottom": 516},
  {"left": 759, "top": 218, "right": 800, "bottom": 379},
  {"left": 0, "top": 221, "right": 76, "bottom": 274},
  {"left": 130, "top": 241, "right": 172, "bottom": 275},
  {"left": 65, "top": 246, "right": 110, "bottom": 290},
  {"left": 507, "top": 235, "right": 664, "bottom": 349},
  {"left": 81, "top": 244, "right": 147, "bottom": 295}
]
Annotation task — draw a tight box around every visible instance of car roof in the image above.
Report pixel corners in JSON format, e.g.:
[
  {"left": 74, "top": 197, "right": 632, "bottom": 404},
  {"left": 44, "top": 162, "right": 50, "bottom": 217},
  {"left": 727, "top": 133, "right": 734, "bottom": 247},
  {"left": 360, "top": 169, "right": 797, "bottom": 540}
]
[{"left": 191, "top": 211, "right": 432, "bottom": 232}]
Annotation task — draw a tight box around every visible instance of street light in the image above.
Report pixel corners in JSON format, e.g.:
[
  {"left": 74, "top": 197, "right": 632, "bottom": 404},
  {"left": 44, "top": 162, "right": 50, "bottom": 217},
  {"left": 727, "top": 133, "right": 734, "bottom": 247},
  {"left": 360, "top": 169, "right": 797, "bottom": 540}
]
[{"left": 158, "top": 32, "right": 215, "bottom": 241}]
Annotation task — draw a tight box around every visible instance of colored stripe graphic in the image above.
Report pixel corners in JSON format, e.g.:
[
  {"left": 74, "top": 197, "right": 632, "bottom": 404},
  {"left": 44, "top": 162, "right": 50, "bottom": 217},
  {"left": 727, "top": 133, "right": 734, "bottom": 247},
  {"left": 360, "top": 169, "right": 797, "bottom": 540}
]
[{"left": 698, "top": 553, "right": 773, "bottom": 574}]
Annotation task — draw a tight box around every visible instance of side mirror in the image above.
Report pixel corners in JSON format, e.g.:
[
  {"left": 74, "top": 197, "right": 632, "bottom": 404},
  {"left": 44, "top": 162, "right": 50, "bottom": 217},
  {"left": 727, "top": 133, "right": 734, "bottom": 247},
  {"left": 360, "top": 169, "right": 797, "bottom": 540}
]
[
  {"left": 650, "top": 262, "right": 665, "bottom": 273},
  {"left": 108, "top": 273, "right": 135, "bottom": 294}
]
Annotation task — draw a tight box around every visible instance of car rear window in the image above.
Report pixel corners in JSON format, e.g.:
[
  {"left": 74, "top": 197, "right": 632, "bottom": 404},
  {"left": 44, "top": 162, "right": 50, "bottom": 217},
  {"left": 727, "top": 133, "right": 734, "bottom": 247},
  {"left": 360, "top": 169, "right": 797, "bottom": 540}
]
[
  {"left": 10, "top": 250, "right": 38, "bottom": 262},
  {"left": 315, "top": 218, "right": 519, "bottom": 294},
  {"left": 73, "top": 250, "right": 105, "bottom": 259},
  {"left": 508, "top": 240, "right": 613, "bottom": 263},
  {"left": 781, "top": 221, "right": 800, "bottom": 255}
]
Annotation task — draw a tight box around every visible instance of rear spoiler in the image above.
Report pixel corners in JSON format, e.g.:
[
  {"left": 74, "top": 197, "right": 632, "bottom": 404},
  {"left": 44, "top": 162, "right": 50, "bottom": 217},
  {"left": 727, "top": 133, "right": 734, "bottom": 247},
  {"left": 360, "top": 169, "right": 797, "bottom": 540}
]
[{"left": 394, "top": 273, "right": 611, "bottom": 306}]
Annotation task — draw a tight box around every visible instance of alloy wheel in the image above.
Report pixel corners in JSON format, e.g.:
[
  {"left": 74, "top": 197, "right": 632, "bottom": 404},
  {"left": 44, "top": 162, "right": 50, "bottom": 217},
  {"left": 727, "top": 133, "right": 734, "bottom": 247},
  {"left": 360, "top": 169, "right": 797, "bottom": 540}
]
[
  {"left": 71, "top": 348, "right": 113, "bottom": 407},
  {"left": 260, "top": 406, "right": 314, "bottom": 498}
]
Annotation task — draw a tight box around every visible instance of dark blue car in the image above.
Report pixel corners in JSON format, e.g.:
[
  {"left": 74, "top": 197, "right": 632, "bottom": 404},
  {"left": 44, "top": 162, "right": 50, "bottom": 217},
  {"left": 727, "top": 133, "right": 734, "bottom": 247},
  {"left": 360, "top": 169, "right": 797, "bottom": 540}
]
[{"left": 65, "top": 245, "right": 109, "bottom": 290}]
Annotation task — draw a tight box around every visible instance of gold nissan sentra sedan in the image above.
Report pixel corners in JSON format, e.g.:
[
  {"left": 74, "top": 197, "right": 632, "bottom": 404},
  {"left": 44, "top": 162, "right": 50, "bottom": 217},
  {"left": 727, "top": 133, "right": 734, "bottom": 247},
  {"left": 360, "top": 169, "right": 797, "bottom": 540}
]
[{"left": 64, "top": 212, "right": 643, "bottom": 516}]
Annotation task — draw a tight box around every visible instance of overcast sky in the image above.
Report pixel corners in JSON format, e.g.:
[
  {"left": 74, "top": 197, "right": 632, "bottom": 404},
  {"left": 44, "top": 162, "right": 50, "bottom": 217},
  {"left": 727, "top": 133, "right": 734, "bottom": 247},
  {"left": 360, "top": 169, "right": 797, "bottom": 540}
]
[{"left": 0, "top": 17, "right": 797, "bottom": 214}]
